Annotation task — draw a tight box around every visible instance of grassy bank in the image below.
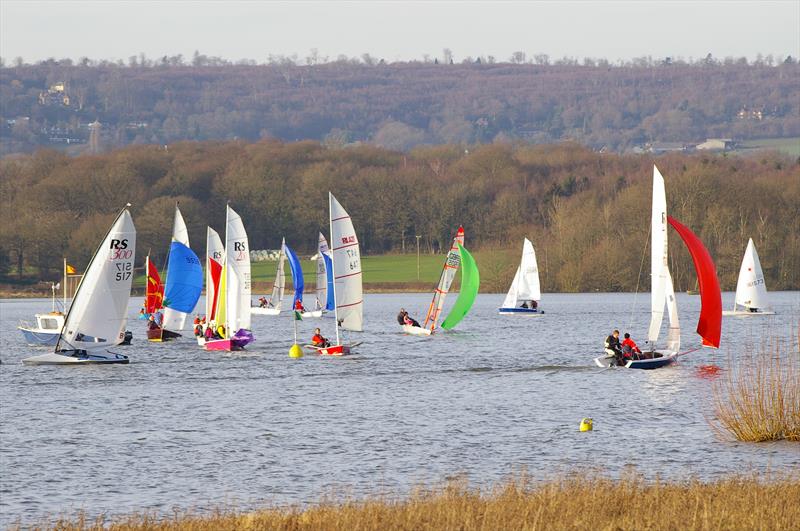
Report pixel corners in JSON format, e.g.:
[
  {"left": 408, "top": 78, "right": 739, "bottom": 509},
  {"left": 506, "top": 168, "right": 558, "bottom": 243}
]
[
  {"left": 1, "top": 250, "right": 521, "bottom": 297},
  {"left": 19, "top": 474, "right": 800, "bottom": 530}
]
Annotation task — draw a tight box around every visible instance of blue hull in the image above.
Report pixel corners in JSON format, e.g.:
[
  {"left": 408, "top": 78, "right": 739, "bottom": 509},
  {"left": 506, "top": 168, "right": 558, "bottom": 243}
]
[
  {"left": 498, "top": 307, "right": 542, "bottom": 314},
  {"left": 626, "top": 355, "right": 676, "bottom": 370},
  {"left": 19, "top": 328, "right": 59, "bottom": 346}
]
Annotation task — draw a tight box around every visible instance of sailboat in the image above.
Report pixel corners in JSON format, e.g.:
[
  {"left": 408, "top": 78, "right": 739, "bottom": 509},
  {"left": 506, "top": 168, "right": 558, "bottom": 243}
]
[
  {"left": 251, "top": 238, "right": 286, "bottom": 316},
  {"left": 197, "top": 226, "right": 224, "bottom": 346},
  {"left": 594, "top": 166, "right": 722, "bottom": 369},
  {"left": 17, "top": 259, "right": 75, "bottom": 345},
  {"left": 498, "top": 238, "right": 543, "bottom": 315},
  {"left": 203, "top": 205, "right": 254, "bottom": 351},
  {"left": 401, "top": 227, "right": 464, "bottom": 336},
  {"left": 23, "top": 206, "right": 136, "bottom": 365},
  {"left": 315, "top": 232, "right": 335, "bottom": 316},
  {"left": 306, "top": 193, "right": 363, "bottom": 355},
  {"left": 149, "top": 205, "right": 203, "bottom": 341},
  {"left": 723, "top": 238, "right": 775, "bottom": 316}
]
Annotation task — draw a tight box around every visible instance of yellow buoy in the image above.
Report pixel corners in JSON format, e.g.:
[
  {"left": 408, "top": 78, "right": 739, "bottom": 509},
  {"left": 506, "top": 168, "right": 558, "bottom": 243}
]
[
  {"left": 580, "top": 418, "right": 593, "bottom": 432},
  {"left": 289, "top": 344, "right": 304, "bottom": 358}
]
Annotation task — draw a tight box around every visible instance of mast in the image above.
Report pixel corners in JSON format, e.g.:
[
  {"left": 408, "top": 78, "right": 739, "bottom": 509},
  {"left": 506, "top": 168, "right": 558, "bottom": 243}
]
[
  {"left": 63, "top": 258, "right": 67, "bottom": 310},
  {"left": 329, "top": 193, "right": 340, "bottom": 346}
]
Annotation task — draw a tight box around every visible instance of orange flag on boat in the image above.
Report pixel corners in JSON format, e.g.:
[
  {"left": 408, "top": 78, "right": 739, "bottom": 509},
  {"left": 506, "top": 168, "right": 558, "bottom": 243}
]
[{"left": 66, "top": 264, "right": 77, "bottom": 274}]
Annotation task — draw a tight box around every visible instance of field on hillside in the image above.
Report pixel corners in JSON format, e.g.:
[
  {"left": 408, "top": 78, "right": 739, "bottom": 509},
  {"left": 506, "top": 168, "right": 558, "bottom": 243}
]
[{"left": 736, "top": 136, "right": 800, "bottom": 157}]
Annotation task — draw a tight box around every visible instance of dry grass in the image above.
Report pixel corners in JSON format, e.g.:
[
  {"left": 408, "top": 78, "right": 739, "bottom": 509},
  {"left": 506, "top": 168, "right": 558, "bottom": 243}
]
[
  {"left": 709, "top": 336, "right": 800, "bottom": 442},
  {"left": 17, "top": 473, "right": 800, "bottom": 531}
]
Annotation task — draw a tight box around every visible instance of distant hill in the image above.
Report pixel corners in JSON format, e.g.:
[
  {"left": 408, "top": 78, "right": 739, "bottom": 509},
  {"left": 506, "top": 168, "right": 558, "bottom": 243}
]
[{"left": 1, "top": 57, "right": 799, "bottom": 155}]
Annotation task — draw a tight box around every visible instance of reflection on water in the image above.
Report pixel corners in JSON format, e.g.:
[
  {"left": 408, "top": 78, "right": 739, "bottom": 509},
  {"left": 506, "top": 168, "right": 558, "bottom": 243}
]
[{"left": 0, "top": 291, "right": 798, "bottom": 524}]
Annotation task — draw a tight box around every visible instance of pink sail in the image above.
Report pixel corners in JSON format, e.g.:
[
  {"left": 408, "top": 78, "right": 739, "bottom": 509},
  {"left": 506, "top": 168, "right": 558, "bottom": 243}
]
[{"left": 667, "top": 216, "right": 722, "bottom": 348}]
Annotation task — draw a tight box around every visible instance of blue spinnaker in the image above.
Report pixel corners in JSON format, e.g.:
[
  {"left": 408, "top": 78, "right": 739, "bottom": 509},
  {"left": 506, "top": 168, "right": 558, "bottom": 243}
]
[
  {"left": 323, "top": 252, "right": 335, "bottom": 311},
  {"left": 284, "top": 243, "right": 304, "bottom": 308},
  {"left": 164, "top": 241, "right": 203, "bottom": 313}
]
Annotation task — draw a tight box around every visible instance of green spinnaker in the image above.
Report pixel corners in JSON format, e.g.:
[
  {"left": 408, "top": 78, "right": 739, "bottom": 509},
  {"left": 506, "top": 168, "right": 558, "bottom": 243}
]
[{"left": 441, "top": 243, "right": 480, "bottom": 330}]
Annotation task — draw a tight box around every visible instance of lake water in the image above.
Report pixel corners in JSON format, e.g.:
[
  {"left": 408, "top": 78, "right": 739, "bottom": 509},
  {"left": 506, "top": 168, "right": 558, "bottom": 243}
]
[{"left": 1, "top": 292, "right": 799, "bottom": 525}]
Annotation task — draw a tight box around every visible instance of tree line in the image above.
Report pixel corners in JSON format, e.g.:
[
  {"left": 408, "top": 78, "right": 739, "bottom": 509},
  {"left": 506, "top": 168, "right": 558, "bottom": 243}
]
[
  {"left": 1, "top": 140, "right": 797, "bottom": 292},
  {"left": 1, "top": 58, "right": 798, "bottom": 156}
]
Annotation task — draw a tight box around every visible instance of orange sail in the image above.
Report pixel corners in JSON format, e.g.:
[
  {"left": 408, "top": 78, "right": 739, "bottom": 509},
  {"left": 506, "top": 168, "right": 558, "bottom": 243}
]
[
  {"left": 667, "top": 216, "right": 722, "bottom": 348},
  {"left": 208, "top": 257, "right": 223, "bottom": 321}
]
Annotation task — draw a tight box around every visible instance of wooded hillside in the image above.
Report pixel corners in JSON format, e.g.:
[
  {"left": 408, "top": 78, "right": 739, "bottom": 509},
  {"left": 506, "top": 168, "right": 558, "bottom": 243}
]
[
  {"left": 1, "top": 141, "right": 797, "bottom": 292},
  {"left": 1, "top": 58, "right": 798, "bottom": 155}
]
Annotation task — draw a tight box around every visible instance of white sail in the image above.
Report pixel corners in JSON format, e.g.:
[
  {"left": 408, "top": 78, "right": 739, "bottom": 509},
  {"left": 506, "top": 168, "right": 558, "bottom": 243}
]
[
  {"left": 501, "top": 238, "right": 542, "bottom": 308},
  {"left": 647, "top": 166, "right": 669, "bottom": 344},
  {"left": 664, "top": 269, "right": 681, "bottom": 353},
  {"left": 423, "top": 227, "right": 465, "bottom": 330},
  {"left": 269, "top": 239, "right": 287, "bottom": 311},
  {"left": 205, "top": 226, "right": 224, "bottom": 319},
  {"left": 734, "top": 238, "right": 770, "bottom": 311},
  {"left": 316, "top": 232, "right": 330, "bottom": 310},
  {"left": 162, "top": 205, "right": 192, "bottom": 331},
  {"left": 225, "top": 205, "right": 251, "bottom": 332},
  {"left": 329, "top": 193, "right": 363, "bottom": 335},
  {"left": 57, "top": 208, "right": 136, "bottom": 352}
]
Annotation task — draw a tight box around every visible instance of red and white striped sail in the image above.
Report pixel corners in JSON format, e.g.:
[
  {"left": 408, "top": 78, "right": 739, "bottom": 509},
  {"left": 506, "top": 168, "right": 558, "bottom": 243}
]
[
  {"left": 423, "top": 226, "right": 465, "bottom": 331},
  {"left": 329, "top": 193, "right": 363, "bottom": 338}
]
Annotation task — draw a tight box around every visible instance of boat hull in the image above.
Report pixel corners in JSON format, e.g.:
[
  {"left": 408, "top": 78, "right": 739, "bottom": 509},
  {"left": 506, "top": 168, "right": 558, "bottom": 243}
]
[
  {"left": 722, "top": 310, "right": 776, "bottom": 316},
  {"left": 17, "top": 327, "right": 60, "bottom": 346},
  {"left": 301, "top": 310, "right": 324, "bottom": 318},
  {"left": 401, "top": 324, "right": 432, "bottom": 336},
  {"left": 22, "top": 351, "right": 129, "bottom": 365},
  {"left": 305, "top": 344, "right": 349, "bottom": 356},
  {"left": 251, "top": 307, "right": 281, "bottom": 316},
  {"left": 594, "top": 350, "right": 677, "bottom": 370},
  {"left": 498, "top": 307, "right": 544, "bottom": 315},
  {"left": 146, "top": 327, "right": 182, "bottom": 341}
]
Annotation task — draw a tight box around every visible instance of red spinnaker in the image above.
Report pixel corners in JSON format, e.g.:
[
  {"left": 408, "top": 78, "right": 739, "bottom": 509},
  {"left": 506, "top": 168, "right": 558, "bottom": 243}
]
[
  {"left": 667, "top": 216, "right": 722, "bottom": 348},
  {"left": 208, "top": 258, "right": 223, "bottom": 321},
  {"left": 145, "top": 257, "right": 164, "bottom": 314}
]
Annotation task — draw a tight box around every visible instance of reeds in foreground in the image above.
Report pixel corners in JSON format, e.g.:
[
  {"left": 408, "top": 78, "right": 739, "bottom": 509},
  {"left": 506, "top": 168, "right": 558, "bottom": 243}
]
[
  {"left": 17, "top": 474, "right": 800, "bottom": 531},
  {"left": 709, "top": 336, "right": 800, "bottom": 442}
]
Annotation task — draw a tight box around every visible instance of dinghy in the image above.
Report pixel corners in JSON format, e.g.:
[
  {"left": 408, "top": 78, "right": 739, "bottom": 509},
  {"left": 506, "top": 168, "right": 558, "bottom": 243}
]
[
  {"left": 251, "top": 238, "right": 286, "bottom": 316},
  {"left": 498, "top": 238, "right": 543, "bottom": 315},
  {"left": 203, "top": 205, "right": 254, "bottom": 351},
  {"left": 149, "top": 205, "right": 202, "bottom": 341},
  {"left": 594, "top": 166, "right": 722, "bottom": 369},
  {"left": 17, "top": 259, "right": 78, "bottom": 345},
  {"left": 723, "top": 238, "right": 775, "bottom": 316},
  {"left": 197, "top": 227, "right": 224, "bottom": 346},
  {"left": 439, "top": 243, "right": 480, "bottom": 331},
  {"left": 401, "top": 227, "right": 464, "bottom": 336},
  {"left": 306, "top": 193, "right": 362, "bottom": 355},
  {"left": 23, "top": 206, "right": 136, "bottom": 365}
]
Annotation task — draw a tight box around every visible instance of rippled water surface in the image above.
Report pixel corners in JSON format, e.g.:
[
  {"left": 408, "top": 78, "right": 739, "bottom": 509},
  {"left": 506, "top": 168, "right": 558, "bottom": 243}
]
[{"left": 1, "top": 292, "right": 799, "bottom": 525}]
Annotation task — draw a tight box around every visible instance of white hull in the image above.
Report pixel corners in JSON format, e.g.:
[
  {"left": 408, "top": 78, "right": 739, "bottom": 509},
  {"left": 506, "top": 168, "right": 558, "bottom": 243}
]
[
  {"left": 251, "top": 307, "right": 281, "bottom": 316},
  {"left": 401, "top": 324, "right": 432, "bottom": 336},
  {"left": 301, "top": 310, "right": 324, "bottom": 318},
  {"left": 497, "top": 308, "right": 544, "bottom": 316},
  {"left": 22, "top": 351, "right": 129, "bottom": 365},
  {"left": 722, "top": 310, "right": 776, "bottom": 316}
]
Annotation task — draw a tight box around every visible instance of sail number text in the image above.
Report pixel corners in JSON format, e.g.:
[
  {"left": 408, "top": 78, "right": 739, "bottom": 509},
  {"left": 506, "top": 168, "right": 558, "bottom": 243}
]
[{"left": 114, "top": 262, "right": 132, "bottom": 281}]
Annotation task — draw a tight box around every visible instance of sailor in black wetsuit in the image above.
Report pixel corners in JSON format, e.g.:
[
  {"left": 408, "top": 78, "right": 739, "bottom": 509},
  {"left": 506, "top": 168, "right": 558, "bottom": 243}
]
[{"left": 604, "top": 329, "right": 624, "bottom": 366}]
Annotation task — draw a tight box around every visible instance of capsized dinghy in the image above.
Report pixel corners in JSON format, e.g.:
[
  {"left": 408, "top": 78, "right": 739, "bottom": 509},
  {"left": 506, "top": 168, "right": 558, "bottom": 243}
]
[
  {"left": 23, "top": 206, "right": 136, "bottom": 365},
  {"left": 594, "top": 166, "right": 722, "bottom": 370},
  {"left": 723, "top": 238, "right": 775, "bottom": 316}
]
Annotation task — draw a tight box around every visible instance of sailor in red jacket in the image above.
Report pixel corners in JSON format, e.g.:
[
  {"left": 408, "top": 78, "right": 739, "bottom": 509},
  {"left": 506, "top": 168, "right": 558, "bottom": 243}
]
[
  {"left": 311, "top": 328, "right": 330, "bottom": 348},
  {"left": 621, "top": 333, "right": 642, "bottom": 360},
  {"left": 294, "top": 298, "right": 306, "bottom": 313}
]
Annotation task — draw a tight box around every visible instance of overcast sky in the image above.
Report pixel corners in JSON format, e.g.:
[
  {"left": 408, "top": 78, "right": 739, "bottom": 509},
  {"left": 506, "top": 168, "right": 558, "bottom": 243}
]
[{"left": 2, "top": 1, "right": 798, "bottom": 64}]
